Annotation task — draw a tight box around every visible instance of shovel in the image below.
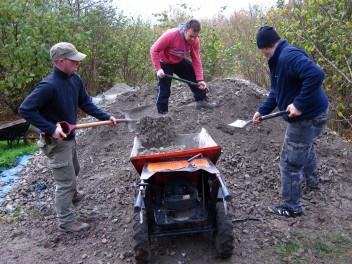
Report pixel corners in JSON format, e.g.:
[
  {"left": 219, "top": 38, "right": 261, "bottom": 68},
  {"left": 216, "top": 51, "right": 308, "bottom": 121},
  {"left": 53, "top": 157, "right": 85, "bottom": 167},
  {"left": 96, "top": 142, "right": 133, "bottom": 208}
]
[
  {"left": 164, "top": 74, "right": 198, "bottom": 86},
  {"left": 228, "top": 110, "right": 288, "bottom": 128},
  {"left": 164, "top": 74, "right": 211, "bottom": 95},
  {"left": 58, "top": 119, "right": 137, "bottom": 135}
]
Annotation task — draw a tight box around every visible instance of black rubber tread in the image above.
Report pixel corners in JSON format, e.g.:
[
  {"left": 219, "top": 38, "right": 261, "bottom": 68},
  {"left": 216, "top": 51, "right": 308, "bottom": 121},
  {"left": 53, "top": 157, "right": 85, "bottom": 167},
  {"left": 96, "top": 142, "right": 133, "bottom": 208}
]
[
  {"left": 133, "top": 211, "right": 150, "bottom": 264},
  {"left": 214, "top": 202, "right": 234, "bottom": 259}
]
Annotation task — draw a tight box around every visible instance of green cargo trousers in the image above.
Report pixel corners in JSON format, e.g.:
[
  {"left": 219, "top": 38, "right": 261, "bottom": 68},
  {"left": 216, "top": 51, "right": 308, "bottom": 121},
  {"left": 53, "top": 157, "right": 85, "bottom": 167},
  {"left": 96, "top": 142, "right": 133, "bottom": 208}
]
[{"left": 40, "top": 138, "right": 80, "bottom": 226}]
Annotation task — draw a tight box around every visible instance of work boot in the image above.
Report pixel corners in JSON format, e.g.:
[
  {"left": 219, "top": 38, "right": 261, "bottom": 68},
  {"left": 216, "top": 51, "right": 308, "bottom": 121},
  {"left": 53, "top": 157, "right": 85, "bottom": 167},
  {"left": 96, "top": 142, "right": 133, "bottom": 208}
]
[
  {"left": 72, "top": 191, "right": 85, "bottom": 203},
  {"left": 196, "top": 99, "right": 216, "bottom": 110},
  {"left": 58, "top": 221, "right": 90, "bottom": 233}
]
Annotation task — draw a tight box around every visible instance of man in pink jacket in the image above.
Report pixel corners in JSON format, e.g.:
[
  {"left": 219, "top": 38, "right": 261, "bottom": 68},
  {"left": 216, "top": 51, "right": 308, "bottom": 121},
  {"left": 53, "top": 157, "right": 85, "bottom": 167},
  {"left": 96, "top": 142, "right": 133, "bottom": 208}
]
[{"left": 150, "top": 19, "right": 215, "bottom": 114}]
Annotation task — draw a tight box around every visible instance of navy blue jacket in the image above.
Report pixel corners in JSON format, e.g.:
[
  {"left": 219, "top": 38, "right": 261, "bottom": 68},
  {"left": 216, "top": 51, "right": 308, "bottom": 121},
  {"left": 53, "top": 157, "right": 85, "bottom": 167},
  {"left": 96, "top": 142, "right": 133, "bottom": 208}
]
[
  {"left": 19, "top": 67, "right": 110, "bottom": 138},
  {"left": 258, "top": 40, "right": 328, "bottom": 121}
]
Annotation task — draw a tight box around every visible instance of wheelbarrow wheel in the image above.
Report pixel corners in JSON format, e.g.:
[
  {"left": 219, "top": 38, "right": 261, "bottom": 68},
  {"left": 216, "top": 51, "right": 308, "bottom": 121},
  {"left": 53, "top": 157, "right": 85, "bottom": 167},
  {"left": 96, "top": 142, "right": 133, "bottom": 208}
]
[
  {"left": 133, "top": 210, "right": 150, "bottom": 264},
  {"left": 214, "top": 202, "right": 234, "bottom": 259},
  {"left": 24, "top": 126, "right": 40, "bottom": 144}
]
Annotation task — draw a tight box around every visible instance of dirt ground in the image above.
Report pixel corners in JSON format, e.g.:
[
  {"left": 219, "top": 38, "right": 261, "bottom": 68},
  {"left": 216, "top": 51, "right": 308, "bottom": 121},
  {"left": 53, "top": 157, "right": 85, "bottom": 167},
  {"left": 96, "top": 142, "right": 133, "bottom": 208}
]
[{"left": 0, "top": 79, "right": 351, "bottom": 264}]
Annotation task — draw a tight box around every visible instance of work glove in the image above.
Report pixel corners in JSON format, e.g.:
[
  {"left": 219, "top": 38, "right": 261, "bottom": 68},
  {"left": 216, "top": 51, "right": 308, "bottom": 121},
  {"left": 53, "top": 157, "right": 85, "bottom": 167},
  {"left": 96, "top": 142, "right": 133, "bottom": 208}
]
[
  {"left": 197, "top": 81, "right": 207, "bottom": 90},
  {"left": 157, "top": 69, "right": 165, "bottom": 78}
]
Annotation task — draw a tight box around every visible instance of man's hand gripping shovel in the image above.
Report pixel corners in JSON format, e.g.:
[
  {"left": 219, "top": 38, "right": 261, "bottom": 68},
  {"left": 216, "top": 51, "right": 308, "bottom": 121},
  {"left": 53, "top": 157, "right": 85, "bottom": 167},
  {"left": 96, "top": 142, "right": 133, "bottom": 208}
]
[{"left": 228, "top": 110, "right": 289, "bottom": 128}]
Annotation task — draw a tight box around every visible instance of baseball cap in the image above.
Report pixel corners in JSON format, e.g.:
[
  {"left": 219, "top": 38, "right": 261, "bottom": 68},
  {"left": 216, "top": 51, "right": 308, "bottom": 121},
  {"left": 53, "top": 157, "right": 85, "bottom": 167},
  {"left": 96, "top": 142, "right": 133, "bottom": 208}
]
[{"left": 50, "top": 42, "right": 86, "bottom": 61}]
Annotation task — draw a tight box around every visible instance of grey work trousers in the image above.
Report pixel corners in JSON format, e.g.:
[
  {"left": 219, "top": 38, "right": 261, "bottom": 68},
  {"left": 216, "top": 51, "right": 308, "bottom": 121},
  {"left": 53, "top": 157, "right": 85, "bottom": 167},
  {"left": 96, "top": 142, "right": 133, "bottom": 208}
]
[{"left": 41, "top": 138, "right": 80, "bottom": 226}]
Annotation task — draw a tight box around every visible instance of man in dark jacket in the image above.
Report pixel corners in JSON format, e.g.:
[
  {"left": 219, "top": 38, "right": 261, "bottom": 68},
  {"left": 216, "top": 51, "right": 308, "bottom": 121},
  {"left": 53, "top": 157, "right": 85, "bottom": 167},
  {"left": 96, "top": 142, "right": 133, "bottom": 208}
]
[
  {"left": 19, "top": 42, "right": 117, "bottom": 232},
  {"left": 252, "top": 26, "right": 329, "bottom": 217}
]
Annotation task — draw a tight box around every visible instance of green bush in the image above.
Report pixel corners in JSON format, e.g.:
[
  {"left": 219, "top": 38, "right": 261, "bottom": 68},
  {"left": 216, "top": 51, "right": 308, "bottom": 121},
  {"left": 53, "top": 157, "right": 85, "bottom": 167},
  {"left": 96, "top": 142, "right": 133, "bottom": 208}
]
[
  {"left": 266, "top": 0, "right": 352, "bottom": 137},
  {"left": 0, "top": 0, "right": 350, "bottom": 139}
]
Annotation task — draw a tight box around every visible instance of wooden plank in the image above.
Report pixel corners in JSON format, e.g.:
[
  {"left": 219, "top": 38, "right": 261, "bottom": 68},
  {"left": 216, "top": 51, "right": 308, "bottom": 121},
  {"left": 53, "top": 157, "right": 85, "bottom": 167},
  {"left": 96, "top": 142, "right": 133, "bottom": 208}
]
[{"left": 0, "top": 119, "right": 27, "bottom": 130}]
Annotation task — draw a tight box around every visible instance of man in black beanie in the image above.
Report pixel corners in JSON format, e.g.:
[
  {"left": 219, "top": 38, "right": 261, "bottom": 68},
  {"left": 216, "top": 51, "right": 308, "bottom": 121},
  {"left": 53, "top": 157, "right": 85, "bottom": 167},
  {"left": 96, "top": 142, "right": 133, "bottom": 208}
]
[
  {"left": 256, "top": 26, "right": 281, "bottom": 52},
  {"left": 252, "top": 26, "right": 329, "bottom": 217}
]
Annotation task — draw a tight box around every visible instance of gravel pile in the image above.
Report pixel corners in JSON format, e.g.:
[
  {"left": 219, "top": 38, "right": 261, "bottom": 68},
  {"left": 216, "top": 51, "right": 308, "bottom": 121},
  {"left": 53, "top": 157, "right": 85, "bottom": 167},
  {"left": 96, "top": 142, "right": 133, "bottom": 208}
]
[
  {"left": 136, "top": 115, "right": 176, "bottom": 148},
  {"left": 0, "top": 78, "right": 351, "bottom": 264}
]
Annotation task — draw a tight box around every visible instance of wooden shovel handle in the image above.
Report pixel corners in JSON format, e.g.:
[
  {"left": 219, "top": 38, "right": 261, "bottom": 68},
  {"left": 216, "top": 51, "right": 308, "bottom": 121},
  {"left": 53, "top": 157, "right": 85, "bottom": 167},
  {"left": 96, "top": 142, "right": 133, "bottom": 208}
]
[
  {"left": 58, "top": 119, "right": 137, "bottom": 135},
  {"left": 75, "top": 120, "right": 112, "bottom": 129},
  {"left": 75, "top": 119, "right": 137, "bottom": 129}
]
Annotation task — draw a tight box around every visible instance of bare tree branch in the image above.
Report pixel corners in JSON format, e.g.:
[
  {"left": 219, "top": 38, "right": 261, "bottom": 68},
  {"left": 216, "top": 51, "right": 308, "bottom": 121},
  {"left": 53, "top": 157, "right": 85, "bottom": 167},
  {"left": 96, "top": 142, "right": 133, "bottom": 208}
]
[{"left": 330, "top": 104, "right": 352, "bottom": 129}]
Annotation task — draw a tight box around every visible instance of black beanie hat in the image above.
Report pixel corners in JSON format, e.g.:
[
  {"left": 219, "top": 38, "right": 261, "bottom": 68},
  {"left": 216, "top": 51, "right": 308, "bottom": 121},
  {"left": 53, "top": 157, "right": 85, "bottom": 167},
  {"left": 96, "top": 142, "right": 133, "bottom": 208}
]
[{"left": 256, "top": 26, "right": 280, "bottom": 49}]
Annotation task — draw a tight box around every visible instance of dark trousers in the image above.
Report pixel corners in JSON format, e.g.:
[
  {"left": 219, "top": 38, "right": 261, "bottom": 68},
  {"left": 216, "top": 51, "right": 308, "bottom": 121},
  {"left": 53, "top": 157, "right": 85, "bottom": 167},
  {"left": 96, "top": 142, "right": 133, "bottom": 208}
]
[
  {"left": 279, "top": 110, "right": 328, "bottom": 212},
  {"left": 156, "top": 59, "right": 206, "bottom": 113}
]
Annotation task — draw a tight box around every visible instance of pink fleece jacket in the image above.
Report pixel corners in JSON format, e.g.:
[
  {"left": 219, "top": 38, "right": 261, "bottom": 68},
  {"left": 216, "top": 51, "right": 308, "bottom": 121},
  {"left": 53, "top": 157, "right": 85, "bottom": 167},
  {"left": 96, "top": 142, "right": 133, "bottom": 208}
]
[{"left": 150, "top": 27, "right": 204, "bottom": 81}]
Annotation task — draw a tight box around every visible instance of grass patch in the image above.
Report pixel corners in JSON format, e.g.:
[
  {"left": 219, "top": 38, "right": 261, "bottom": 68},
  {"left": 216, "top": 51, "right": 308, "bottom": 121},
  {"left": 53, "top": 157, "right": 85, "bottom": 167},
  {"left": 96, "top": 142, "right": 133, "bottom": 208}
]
[
  {"left": 0, "top": 207, "right": 23, "bottom": 223},
  {"left": 27, "top": 208, "right": 41, "bottom": 219},
  {"left": 277, "top": 240, "right": 302, "bottom": 257},
  {"left": 10, "top": 206, "right": 22, "bottom": 218},
  {"left": 0, "top": 207, "right": 42, "bottom": 223},
  {"left": 276, "top": 233, "right": 352, "bottom": 263},
  {"left": 313, "top": 234, "right": 352, "bottom": 258},
  {"left": 276, "top": 239, "right": 307, "bottom": 263},
  {"left": 0, "top": 141, "right": 37, "bottom": 169}
]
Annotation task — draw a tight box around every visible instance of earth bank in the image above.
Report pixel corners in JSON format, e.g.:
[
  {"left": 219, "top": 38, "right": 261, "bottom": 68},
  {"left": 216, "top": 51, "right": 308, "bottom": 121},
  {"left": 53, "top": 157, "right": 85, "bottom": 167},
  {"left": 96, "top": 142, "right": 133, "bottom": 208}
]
[{"left": 0, "top": 79, "right": 351, "bottom": 264}]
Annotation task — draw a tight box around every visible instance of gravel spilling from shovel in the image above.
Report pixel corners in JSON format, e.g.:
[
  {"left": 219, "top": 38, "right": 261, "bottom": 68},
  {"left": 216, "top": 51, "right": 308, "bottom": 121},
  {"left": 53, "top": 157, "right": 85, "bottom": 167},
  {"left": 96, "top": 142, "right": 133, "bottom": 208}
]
[{"left": 136, "top": 115, "right": 176, "bottom": 148}]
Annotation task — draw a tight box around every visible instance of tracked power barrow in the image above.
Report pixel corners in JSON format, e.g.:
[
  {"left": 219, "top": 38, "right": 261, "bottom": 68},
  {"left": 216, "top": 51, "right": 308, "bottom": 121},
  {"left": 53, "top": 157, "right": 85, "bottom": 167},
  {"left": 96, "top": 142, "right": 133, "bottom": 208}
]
[{"left": 130, "top": 128, "right": 234, "bottom": 263}]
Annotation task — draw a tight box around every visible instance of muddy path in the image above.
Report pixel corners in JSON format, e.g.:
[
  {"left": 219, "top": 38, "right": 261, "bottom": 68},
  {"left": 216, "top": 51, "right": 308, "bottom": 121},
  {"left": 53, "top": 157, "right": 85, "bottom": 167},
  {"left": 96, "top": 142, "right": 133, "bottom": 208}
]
[{"left": 0, "top": 79, "right": 351, "bottom": 264}]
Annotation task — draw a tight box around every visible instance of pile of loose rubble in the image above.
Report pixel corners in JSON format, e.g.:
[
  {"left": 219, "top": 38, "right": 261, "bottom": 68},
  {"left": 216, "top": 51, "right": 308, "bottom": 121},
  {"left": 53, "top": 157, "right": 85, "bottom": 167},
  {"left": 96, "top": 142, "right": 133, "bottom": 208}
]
[
  {"left": 0, "top": 79, "right": 351, "bottom": 264},
  {"left": 136, "top": 115, "right": 176, "bottom": 148}
]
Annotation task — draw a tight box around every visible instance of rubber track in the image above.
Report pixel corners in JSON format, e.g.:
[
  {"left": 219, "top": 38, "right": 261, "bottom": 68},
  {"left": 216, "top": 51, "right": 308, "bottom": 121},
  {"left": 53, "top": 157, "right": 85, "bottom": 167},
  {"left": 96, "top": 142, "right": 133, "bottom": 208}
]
[
  {"left": 133, "top": 211, "right": 150, "bottom": 264},
  {"left": 215, "top": 202, "right": 234, "bottom": 258}
]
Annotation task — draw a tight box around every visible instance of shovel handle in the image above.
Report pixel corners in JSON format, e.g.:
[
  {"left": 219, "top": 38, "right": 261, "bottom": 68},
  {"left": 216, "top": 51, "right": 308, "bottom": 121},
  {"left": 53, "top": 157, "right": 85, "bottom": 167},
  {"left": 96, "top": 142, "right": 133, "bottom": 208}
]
[
  {"left": 75, "top": 119, "right": 137, "bottom": 129},
  {"left": 75, "top": 120, "right": 112, "bottom": 129},
  {"left": 58, "top": 119, "right": 137, "bottom": 135},
  {"left": 260, "top": 111, "right": 288, "bottom": 121},
  {"left": 164, "top": 74, "right": 198, "bottom": 86}
]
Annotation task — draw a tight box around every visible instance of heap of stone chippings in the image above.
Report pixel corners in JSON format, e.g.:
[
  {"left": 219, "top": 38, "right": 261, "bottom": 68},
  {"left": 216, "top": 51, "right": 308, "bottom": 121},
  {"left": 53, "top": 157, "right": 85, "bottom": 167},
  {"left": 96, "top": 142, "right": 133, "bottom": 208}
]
[
  {"left": 138, "top": 144, "right": 187, "bottom": 156},
  {"left": 136, "top": 115, "right": 177, "bottom": 149}
]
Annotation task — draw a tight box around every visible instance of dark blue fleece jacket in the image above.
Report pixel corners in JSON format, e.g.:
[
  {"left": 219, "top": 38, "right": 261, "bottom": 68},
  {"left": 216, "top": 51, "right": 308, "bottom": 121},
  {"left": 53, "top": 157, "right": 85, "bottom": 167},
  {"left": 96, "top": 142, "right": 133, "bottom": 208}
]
[
  {"left": 19, "top": 67, "right": 110, "bottom": 138},
  {"left": 258, "top": 40, "right": 328, "bottom": 121}
]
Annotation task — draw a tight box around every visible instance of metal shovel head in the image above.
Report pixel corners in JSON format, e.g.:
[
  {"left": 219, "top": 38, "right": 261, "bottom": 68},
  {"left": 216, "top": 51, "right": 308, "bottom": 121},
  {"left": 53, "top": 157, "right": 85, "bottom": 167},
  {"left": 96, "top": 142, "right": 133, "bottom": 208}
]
[
  {"left": 228, "top": 110, "right": 288, "bottom": 128},
  {"left": 228, "top": 119, "right": 251, "bottom": 128},
  {"left": 121, "top": 104, "right": 158, "bottom": 132}
]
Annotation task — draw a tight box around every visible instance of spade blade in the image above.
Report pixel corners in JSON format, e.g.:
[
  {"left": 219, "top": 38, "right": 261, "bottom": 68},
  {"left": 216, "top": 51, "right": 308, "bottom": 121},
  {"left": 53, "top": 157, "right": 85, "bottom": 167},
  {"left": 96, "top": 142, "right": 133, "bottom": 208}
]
[
  {"left": 228, "top": 119, "right": 251, "bottom": 128},
  {"left": 228, "top": 110, "right": 288, "bottom": 128}
]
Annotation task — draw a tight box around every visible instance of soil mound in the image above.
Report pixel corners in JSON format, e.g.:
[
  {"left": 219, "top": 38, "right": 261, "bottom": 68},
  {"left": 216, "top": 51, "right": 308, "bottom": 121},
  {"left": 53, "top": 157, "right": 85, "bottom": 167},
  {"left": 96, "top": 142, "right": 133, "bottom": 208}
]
[{"left": 0, "top": 78, "right": 351, "bottom": 264}]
